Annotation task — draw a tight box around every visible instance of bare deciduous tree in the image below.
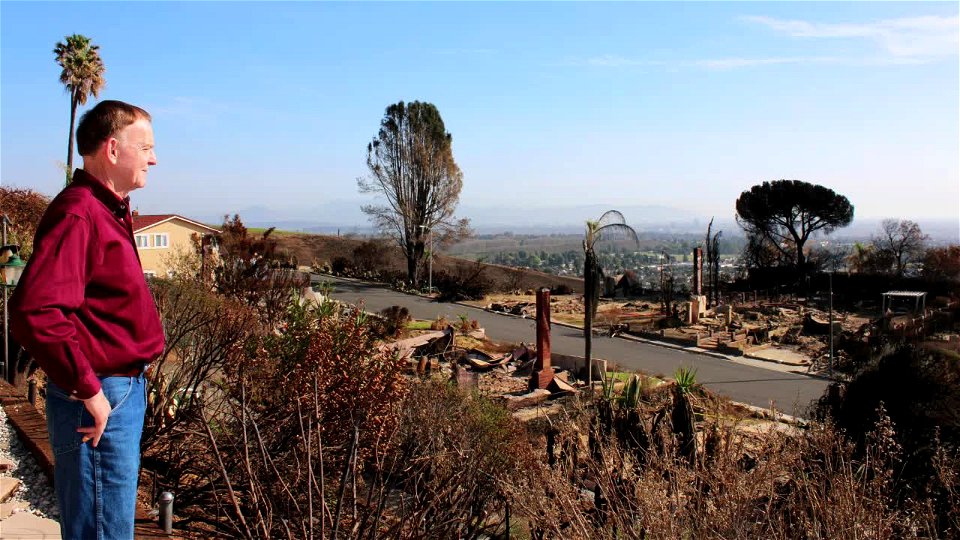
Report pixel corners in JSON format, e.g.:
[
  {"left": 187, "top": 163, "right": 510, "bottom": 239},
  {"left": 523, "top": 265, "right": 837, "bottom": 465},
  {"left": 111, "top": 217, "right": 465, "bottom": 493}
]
[
  {"left": 872, "top": 219, "right": 928, "bottom": 277},
  {"left": 359, "top": 101, "right": 470, "bottom": 287},
  {"left": 923, "top": 245, "right": 960, "bottom": 282}
]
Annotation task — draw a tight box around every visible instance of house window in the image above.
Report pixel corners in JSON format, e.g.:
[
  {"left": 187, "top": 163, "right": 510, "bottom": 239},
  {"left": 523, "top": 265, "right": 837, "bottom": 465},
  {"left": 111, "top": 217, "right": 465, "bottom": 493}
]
[
  {"left": 153, "top": 234, "right": 169, "bottom": 248},
  {"left": 135, "top": 235, "right": 149, "bottom": 248},
  {"left": 144, "top": 271, "right": 156, "bottom": 279}
]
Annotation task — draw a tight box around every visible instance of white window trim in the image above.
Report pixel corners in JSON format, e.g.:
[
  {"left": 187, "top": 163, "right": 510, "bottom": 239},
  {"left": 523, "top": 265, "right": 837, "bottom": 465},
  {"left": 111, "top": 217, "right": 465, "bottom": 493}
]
[
  {"left": 135, "top": 232, "right": 170, "bottom": 250},
  {"left": 153, "top": 233, "right": 169, "bottom": 249}
]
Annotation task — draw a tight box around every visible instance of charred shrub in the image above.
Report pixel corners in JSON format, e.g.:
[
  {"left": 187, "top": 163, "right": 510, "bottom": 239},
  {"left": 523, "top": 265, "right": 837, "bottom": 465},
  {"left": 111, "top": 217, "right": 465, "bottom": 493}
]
[
  {"left": 376, "top": 305, "right": 412, "bottom": 338},
  {"left": 434, "top": 261, "right": 491, "bottom": 301},
  {"left": 352, "top": 239, "right": 387, "bottom": 274},
  {"left": 330, "top": 255, "right": 351, "bottom": 275},
  {"left": 816, "top": 344, "right": 960, "bottom": 534},
  {"left": 550, "top": 283, "right": 574, "bottom": 296}
]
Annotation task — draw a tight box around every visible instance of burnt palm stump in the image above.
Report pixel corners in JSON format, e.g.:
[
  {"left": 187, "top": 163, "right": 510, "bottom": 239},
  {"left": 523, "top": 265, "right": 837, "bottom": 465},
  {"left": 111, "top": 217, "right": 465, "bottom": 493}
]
[{"left": 530, "top": 287, "right": 555, "bottom": 390}]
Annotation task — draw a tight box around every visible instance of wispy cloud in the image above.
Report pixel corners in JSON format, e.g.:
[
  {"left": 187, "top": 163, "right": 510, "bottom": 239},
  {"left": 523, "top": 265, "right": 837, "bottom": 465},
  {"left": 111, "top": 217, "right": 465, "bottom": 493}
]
[
  {"left": 693, "top": 56, "right": 838, "bottom": 70},
  {"left": 580, "top": 55, "right": 667, "bottom": 68},
  {"left": 573, "top": 55, "right": 838, "bottom": 71},
  {"left": 741, "top": 14, "right": 959, "bottom": 59},
  {"left": 573, "top": 14, "right": 957, "bottom": 71},
  {"left": 692, "top": 55, "right": 933, "bottom": 70}
]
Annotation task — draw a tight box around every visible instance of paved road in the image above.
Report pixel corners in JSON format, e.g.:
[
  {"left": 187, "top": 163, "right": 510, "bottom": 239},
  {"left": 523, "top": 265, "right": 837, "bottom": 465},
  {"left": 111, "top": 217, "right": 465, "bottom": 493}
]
[{"left": 318, "top": 276, "right": 829, "bottom": 416}]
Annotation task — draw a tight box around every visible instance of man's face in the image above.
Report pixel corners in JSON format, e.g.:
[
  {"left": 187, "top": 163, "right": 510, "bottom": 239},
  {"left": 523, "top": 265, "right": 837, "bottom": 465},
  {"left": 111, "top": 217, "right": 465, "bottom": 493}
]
[{"left": 112, "top": 118, "right": 157, "bottom": 192}]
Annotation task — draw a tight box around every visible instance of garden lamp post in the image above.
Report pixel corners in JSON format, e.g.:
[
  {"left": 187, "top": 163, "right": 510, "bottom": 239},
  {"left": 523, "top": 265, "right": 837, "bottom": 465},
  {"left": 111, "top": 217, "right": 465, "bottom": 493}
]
[
  {"left": 418, "top": 225, "right": 433, "bottom": 294},
  {"left": 2, "top": 245, "right": 26, "bottom": 383}
]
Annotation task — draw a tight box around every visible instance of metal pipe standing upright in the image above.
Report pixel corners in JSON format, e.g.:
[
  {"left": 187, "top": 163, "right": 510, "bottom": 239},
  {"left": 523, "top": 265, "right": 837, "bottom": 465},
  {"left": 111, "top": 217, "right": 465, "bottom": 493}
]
[
  {"left": 828, "top": 272, "right": 834, "bottom": 378},
  {"left": 428, "top": 229, "right": 433, "bottom": 294},
  {"left": 159, "top": 491, "right": 174, "bottom": 533},
  {"left": 2, "top": 215, "right": 8, "bottom": 384},
  {"left": 3, "top": 287, "right": 7, "bottom": 384}
]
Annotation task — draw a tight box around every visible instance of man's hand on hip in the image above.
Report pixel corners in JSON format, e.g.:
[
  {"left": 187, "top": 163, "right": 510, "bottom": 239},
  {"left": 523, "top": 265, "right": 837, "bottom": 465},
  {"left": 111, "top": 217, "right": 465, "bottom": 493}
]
[{"left": 78, "top": 389, "right": 111, "bottom": 447}]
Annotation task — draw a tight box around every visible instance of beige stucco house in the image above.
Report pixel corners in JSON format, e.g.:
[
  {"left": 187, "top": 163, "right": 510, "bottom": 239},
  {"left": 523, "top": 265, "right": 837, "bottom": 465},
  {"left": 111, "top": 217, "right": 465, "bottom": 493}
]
[{"left": 132, "top": 213, "right": 220, "bottom": 278}]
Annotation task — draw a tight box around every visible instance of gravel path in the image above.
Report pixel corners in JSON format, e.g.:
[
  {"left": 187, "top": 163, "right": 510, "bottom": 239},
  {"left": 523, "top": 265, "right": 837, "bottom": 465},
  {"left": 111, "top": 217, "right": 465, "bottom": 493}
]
[{"left": 0, "top": 405, "right": 59, "bottom": 519}]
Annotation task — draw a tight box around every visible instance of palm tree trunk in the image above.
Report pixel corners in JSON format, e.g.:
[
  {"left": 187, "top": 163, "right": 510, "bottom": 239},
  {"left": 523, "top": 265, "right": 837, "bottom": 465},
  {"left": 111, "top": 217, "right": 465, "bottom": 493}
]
[
  {"left": 66, "top": 91, "right": 78, "bottom": 185},
  {"left": 584, "top": 251, "right": 596, "bottom": 386},
  {"left": 672, "top": 387, "right": 697, "bottom": 466},
  {"left": 585, "top": 304, "right": 593, "bottom": 386}
]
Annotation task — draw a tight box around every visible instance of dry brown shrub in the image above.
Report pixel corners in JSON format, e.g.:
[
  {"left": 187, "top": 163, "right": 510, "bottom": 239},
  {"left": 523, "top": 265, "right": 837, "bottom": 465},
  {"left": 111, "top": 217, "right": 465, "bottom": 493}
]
[
  {"left": 596, "top": 305, "right": 624, "bottom": 328},
  {"left": 523, "top": 396, "right": 951, "bottom": 540},
  {"left": 429, "top": 315, "right": 449, "bottom": 331},
  {"left": 140, "top": 284, "right": 957, "bottom": 539},
  {"left": 0, "top": 186, "right": 50, "bottom": 259}
]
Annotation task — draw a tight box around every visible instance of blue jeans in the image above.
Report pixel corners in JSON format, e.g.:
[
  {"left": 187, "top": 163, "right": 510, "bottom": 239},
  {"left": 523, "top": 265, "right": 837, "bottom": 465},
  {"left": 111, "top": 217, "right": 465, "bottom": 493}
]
[{"left": 46, "top": 374, "right": 146, "bottom": 540}]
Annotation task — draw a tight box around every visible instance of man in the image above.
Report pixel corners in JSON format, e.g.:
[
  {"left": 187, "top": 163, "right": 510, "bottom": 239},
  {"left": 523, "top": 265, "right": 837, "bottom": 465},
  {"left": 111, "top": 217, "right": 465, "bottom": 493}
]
[{"left": 10, "top": 100, "right": 164, "bottom": 539}]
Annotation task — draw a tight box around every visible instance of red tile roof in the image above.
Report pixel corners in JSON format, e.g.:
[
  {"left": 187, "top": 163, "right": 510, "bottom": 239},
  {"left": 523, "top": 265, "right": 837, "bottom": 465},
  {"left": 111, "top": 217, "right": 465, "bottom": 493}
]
[
  {"left": 132, "top": 214, "right": 220, "bottom": 234},
  {"left": 131, "top": 214, "right": 176, "bottom": 231}
]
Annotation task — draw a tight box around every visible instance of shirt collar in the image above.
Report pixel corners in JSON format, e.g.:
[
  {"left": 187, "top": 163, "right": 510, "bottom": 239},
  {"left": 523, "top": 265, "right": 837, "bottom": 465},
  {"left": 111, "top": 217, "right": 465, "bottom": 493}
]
[{"left": 72, "top": 169, "right": 131, "bottom": 219}]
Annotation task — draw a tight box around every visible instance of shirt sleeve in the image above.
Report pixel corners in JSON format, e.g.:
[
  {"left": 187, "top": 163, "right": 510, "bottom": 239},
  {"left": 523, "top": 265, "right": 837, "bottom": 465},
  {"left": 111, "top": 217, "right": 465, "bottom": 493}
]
[{"left": 9, "top": 213, "right": 101, "bottom": 399}]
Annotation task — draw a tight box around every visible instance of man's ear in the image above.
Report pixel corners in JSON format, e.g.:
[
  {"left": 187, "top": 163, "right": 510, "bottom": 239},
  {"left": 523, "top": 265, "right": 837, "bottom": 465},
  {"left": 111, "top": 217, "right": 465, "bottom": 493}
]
[{"left": 105, "top": 137, "right": 120, "bottom": 164}]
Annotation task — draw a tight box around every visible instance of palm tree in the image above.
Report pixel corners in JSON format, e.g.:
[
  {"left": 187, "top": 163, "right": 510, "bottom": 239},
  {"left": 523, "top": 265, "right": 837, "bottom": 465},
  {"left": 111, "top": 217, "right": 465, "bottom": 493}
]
[
  {"left": 54, "top": 34, "right": 106, "bottom": 184},
  {"left": 583, "top": 210, "right": 638, "bottom": 386}
]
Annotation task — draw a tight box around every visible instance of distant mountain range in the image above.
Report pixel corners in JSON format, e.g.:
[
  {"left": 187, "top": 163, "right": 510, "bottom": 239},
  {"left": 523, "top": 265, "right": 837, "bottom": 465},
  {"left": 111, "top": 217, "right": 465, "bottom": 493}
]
[{"left": 197, "top": 201, "right": 958, "bottom": 243}]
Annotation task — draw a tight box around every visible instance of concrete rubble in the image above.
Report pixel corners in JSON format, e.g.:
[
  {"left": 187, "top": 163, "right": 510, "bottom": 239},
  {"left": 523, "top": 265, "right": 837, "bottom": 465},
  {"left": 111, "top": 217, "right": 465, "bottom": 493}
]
[
  {"left": 391, "top": 289, "right": 584, "bottom": 420},
  {"left": 479, "top": 290, "right": 887, "bottom": 370}
]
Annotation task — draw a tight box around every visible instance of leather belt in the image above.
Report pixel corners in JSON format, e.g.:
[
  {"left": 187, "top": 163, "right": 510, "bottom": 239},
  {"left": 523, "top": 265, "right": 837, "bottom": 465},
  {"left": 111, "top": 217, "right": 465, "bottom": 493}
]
[{"left": 97, "top": 365, "right": 144, "bottom": 378}]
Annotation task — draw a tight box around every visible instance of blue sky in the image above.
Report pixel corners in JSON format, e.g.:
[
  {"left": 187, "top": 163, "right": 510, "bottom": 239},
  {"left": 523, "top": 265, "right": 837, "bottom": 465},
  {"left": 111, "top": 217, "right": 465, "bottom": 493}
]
[{"left": 2, "top": 2, "right": 958, "bottom": 229}]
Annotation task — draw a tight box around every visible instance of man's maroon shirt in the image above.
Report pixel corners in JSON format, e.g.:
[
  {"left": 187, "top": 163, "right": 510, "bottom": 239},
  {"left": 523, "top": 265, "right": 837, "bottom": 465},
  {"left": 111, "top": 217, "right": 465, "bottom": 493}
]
[{"left": 10, "top": 169, "right": 165, "bottom": 399}]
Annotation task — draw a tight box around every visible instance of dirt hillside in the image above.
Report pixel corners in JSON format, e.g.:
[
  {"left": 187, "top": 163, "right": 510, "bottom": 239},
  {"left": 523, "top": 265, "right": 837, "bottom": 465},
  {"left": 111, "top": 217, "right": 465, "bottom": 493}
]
[{"left": 275, "top": 233, "right": 584, "bottom": 294}]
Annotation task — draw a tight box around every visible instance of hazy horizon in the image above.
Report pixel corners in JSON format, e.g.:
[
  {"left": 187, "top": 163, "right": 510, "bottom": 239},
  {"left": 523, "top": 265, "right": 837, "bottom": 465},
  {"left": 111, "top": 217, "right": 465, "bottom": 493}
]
[{"left": 194, "top": 201, "right": 958, "bottom": 244}]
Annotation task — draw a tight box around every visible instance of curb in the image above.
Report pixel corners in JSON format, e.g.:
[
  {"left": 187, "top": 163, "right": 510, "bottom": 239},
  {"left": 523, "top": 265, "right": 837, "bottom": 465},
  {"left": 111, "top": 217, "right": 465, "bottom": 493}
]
[
  {"left": 788, "top": 370, "right": 840, "bottom": 383},
  {"left": 742, "top": 353, "right": 808, "bottom": 367},
  {"left": 736, "top": 402, "right": 809, "bottom": 426}
]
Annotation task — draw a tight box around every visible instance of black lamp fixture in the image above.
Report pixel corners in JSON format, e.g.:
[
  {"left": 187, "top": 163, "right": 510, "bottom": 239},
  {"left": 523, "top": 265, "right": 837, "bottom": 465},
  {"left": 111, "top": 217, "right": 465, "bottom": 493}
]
[{"left": 1, "top": 245, "right": 25, "bottom": 287}]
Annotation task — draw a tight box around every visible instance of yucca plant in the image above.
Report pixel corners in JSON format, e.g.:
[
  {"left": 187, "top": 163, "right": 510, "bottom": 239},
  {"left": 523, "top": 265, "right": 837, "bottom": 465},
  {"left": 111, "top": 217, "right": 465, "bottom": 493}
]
[
  {"left": 602, "top": 375, "right": 617, "bottom": 401},
  {"left": 621, "top": 374, "right": 642, "bottom": 409},
  {"left": 672, "top": 367, "right": 698, "bottom": 465},
  {"left": 675, "top": 366, "right": 697, "bottom": 392}
]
